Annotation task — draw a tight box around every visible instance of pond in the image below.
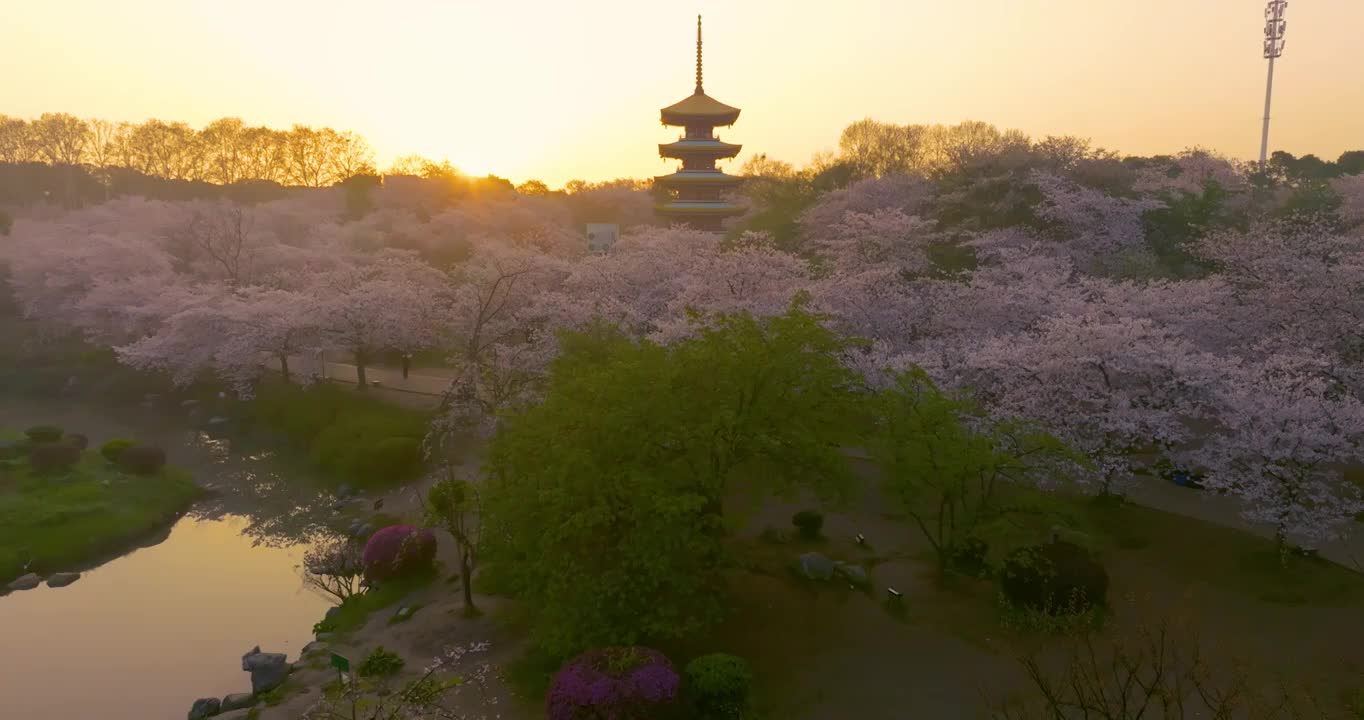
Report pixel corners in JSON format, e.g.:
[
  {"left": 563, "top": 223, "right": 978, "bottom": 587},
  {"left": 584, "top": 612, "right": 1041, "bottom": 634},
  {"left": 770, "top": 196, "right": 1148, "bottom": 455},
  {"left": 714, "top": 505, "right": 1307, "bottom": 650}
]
[{"left": 0, "top": 397, "right": 342, "bottom": 720}]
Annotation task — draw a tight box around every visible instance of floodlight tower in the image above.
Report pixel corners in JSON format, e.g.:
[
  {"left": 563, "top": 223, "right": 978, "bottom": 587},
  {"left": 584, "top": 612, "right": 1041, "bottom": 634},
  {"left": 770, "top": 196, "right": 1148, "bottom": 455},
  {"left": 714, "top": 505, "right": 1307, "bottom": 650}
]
[{"left": 1259, "top": 0, "right": 1288, "bottom": 169}]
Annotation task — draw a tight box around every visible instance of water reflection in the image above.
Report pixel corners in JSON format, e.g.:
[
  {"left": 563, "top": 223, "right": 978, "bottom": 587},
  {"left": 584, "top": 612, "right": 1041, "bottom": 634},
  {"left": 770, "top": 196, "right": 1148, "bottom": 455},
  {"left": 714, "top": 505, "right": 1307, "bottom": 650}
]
[
  {"left": 0, "top": 397, "right": 348, "bottom": 718},
  {"left": 0, "top": 514, "right": 331, "bottom": 720}
]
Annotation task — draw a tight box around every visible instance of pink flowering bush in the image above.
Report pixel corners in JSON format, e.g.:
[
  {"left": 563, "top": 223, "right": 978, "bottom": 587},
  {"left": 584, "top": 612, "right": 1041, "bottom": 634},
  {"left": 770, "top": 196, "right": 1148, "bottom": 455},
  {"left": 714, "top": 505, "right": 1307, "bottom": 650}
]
[
  {"left": 546, "top": 646, "right": 681, "bottom": 720},
  {"left": 361, "top": 524, "right": 437, "bottom": 582}
]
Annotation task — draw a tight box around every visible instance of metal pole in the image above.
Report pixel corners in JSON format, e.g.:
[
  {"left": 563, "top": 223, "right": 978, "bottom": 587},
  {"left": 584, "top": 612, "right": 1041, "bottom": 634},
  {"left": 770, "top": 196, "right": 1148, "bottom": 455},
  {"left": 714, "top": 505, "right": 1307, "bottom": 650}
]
[
  {"left": 1258, "top": 1, "right": 1287, "bottom": 171},
  {"left": 1259, "top": 54, "right": 1276, "bottom": 168}
]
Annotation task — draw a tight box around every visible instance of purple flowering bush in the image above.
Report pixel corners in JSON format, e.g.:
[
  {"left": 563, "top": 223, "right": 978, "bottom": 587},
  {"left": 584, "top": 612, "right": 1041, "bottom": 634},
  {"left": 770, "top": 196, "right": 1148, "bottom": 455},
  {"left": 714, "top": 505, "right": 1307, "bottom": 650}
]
[
  {"left": 361, "top": 524, "right": 437, "bottom": 582},
  {"left": 546, "top": 646, "right": 681, "bottom": 720}
]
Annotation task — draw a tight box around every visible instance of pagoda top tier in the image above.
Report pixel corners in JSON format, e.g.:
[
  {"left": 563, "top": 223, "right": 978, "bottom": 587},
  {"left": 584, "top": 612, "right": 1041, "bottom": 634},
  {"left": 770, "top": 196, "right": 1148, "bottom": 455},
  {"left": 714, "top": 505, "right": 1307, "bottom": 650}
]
[
  {"left": 660, "top": 15, "right": 741, "bottom": 127},
  {"left": 660, "top": 92, "right": 741, "bottom": 127}
]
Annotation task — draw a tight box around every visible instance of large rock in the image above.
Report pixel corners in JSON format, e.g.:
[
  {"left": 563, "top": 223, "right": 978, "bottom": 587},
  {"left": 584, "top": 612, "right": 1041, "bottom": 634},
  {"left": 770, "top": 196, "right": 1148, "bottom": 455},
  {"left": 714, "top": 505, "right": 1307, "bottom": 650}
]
[
  {"left": 46, "top": 572, "right": 81, "bottom": 588},
  {"left": 8, "top": 573, "right": 42, "bottom": 591},
  {"left": 220, "top": 693, "right": 254, "bottom": 712},
  {"left": 188, "top": 697, "right": 221, "bottom": 719},
  {"left": 834, "top": 562, "right": 870, "bottom": 588},
  {"left": 241, "top": 646, "right": 289, "bottom": 694},
  {"left": 797, "top": 552, "right": 835, "bottom": 581}
]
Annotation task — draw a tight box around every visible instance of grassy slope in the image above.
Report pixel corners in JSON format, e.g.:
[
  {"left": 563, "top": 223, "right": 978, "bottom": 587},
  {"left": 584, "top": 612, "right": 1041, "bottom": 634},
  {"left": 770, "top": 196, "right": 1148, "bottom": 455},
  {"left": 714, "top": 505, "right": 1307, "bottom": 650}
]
[
  {"left": 245, "top": 381, "right": 432, "bottom": 490},
  {"left": 0, "top": 439, "right": 201, "bottom": 584},
  {"left": 712, "top": 487, "right": 1364, "bottom": 718}
]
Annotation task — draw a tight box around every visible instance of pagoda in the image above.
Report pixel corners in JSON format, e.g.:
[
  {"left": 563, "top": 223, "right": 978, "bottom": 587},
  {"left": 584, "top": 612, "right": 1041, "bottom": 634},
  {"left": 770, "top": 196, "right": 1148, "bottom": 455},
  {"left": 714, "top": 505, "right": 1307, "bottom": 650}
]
[{"left": 654, "top": 16, "right": 745, "bottom": 231}]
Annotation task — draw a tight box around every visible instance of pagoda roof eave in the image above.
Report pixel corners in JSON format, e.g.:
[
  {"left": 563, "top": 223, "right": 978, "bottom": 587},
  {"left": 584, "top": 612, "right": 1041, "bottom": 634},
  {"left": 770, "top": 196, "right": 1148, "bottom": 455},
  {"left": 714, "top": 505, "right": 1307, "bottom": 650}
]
[
  {"left": 660, "top": 111, "right": 741, "bottom": 127},
  {"left": 655, "top": 202, "right": 747, "bottom": 216},
  {"left": 654, "top": 171, "right": 744, "bottom": 186},
  {"left": 659, "top": 91, "right": 741, "bottom": 127},
  {"left": 659, "top": 140, "right": 742, "bottom": 160}
]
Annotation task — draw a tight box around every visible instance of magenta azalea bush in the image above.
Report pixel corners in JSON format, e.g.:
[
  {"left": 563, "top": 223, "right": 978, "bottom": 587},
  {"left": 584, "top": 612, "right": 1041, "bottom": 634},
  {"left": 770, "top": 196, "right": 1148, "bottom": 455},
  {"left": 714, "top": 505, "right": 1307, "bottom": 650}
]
[
  {"left": 546, "top": 646, "right": 680, "bottom": 720},
  {"left": 361, "top": 524, "right": 437, "bottom": 582}
]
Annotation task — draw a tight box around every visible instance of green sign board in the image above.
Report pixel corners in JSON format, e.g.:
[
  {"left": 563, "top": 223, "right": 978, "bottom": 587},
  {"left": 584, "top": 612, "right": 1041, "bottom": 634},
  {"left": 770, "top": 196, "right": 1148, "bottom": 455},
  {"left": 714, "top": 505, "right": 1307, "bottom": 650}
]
[{"left": 330, "top": 652, "right": 350, "bottom": 673}]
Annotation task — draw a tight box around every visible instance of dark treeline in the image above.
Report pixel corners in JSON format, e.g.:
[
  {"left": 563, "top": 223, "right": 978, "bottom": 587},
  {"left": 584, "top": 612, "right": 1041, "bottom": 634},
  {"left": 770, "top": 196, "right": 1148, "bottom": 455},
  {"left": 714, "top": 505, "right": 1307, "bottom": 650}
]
[
  {"left": 3, "top": 112, "right": 1359, "bottom": 247},
  {"left": 0, "top": 113, "right": 660, "bottom": 217}
]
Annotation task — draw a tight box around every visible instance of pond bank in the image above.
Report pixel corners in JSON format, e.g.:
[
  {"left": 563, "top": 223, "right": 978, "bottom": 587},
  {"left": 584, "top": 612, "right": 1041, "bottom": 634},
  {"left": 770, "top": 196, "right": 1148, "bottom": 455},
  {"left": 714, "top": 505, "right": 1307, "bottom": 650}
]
[
  {"left": 0, "top": 435, "right": 202, "bottom": 586},
  {"left": 0, "top": 395, "right": 341, "bottom": 720}
]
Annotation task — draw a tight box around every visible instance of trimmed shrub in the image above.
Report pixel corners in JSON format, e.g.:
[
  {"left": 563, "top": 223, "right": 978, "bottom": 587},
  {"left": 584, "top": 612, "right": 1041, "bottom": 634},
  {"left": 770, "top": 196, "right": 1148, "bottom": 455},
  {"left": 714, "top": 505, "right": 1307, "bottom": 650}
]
[
  {"left": 249, "top": 383, "right": 430, "bottom": 488},
  {"left": 25, "top": 425, "right": 64, "bottom": 443},
  {"left": 356, "top": 646, "right": 405, "bottom": 678},
  {"left": 117, "top": 445, "right": 167, "bottom": 476},
  {"left": 361, "top": 525, "right": 437, "bottom": 582},
  {"left": 100, "top": 438, "right": 136, "bottom": 463},
  {"left": 29, "top": 442, "right": 81, "bottom": 473},
  {"left": 684, "top": 653, "right": 752, "bottom": 720},
  {"left": 64, "top": 433, "right": 89, "bottom": 450},
  {"left": 1000, "top": 540, "right": 1109, "bottom": 615},
  {"left": 547, "top": 646, "right": 680, "bottom": 720},
  {"left": 791, "top": 510, "right": 824, "bottom": 541},
  {"left": 0, "top": 440, "right": 27, "bottom": 461},
  {"left": 948, "top": 536, "right": 990, "bottom": 577}
]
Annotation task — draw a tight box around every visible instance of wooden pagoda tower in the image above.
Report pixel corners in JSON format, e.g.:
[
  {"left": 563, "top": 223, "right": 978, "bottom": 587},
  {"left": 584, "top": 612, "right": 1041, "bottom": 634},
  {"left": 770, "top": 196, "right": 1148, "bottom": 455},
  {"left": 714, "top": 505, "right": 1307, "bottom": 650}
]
[{"left": 654, "top": 16, "right": 745, "bottom": 231}]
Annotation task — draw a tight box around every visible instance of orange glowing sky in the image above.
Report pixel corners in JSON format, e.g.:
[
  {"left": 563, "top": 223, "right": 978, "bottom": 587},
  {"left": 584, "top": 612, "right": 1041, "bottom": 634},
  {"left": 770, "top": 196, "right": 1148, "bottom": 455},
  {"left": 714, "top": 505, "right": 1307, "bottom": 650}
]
[{"left": 3, "top": 0, "right": 1361, "bottom": 187}]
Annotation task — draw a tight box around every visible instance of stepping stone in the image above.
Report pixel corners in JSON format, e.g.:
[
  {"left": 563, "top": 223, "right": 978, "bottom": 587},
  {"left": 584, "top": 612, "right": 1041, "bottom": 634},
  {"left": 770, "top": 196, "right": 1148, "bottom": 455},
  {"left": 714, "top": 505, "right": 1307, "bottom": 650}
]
[
  {"left": 46, "top": 572, "right": 80, "bottom": 588},
  {"left": 7, "top": 573, "right": 41, "bottom": 591}
]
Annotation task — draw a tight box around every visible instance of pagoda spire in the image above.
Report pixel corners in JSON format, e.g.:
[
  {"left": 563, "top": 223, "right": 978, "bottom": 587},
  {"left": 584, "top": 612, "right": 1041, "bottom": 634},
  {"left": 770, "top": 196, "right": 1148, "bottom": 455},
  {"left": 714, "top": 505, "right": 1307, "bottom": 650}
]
[{"left": 695, "top": 15, "right": 703, "bottom": 93}]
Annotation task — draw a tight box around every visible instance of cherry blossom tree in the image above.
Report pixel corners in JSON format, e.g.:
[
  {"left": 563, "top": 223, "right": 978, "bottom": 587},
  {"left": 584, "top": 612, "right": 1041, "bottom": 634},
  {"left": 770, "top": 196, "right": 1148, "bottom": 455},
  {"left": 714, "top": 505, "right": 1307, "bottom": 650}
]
[
  {"left": 432, "top": 238, "right": 569, "bottom": 433},
  {"left": 925, "top": 314, "right": 1232, "bottom": 494},
  {"left": 5, "top": 209, "right": 180, "bottom": 343},
  {"left": 114, "top": 284, "right": 243, "bottom": 387},
  {"left": 1133, "top": 149, "right": 1250, "bottom": 198},
  {"left": 808, "top": 208, "right": 936, "bottom": 275},
  {"left": 1189, "top": 355, "right": 1364, "bottom": 554},
  {"left": 218, "top": 287, "right": 324, "bottom": 384},
  {"left": 798, "top": 173, "right": 934, "bottom": 237},
  {"left": 650, "top": 232, "right": 809, "bottom": 344},
  {"left": 1196, "top": 218, "right": 1364, "bottom": 383},
  {"left": 1030, "top": 169, "right": 1164, "bottom": 273},
  {"left": 1330, "top": 172, "right": 1364, "bottom": 228},
  {"left": 311, "top": 250, "right": 447, "bottom": 389}
]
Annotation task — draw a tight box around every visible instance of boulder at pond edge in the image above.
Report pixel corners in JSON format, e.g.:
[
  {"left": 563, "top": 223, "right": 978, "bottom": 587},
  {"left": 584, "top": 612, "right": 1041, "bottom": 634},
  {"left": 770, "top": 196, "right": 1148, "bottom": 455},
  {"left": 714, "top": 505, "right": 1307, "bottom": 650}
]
[
  {"left": 797, "top": 552, "right": 835, "bottom": 581},
  {"left": 187, "top": 697, "right": 221, "bottom": 719},
  {"left": 241, "top": 646, "right": 289, "bottom": 694}
]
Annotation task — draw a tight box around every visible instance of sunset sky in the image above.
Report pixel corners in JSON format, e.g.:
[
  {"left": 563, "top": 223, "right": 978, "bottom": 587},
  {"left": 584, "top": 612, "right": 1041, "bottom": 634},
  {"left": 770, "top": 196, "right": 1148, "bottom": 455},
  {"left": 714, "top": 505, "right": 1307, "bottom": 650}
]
[{"left": 4, "top": 0, "right": 1361, "bottom": 187}]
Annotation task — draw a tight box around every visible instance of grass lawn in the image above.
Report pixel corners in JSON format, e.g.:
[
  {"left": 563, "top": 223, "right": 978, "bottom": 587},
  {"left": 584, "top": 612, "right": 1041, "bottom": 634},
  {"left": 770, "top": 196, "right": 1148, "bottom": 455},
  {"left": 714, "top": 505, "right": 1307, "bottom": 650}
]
[
  {"left": 657, "top": 485, "right": 1364, "bottom": 719},
  {"left": 314, "top": 567, "right": 439, "bottom": 636},
  {"left": 0, "top": 438, "right": 201, "bottom": 585},
  {"left": 244, "top": 381, "right": 433, "bottom": 491}
]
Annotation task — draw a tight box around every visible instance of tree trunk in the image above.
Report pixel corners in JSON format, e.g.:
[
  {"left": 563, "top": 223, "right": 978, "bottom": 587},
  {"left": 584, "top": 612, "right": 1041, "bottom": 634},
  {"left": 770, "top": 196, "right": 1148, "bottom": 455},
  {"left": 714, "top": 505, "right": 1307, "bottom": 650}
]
[
  {"left": 355, "top": 352, "right": 368, "bottom": 390},
  {"left": 460, "top": 548, "right": 477, "bottom": 615},
  {"left": 401, "top": 355, "right": 411, "bottom": 380},
  {"left": 279, "top": 354, "right": 291, "bottom": 383}
]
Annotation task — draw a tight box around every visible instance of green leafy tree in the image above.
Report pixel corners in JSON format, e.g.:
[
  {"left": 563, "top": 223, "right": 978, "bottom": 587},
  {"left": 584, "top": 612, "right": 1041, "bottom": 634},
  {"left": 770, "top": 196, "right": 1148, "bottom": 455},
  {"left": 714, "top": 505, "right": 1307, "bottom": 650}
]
[
  {"left": 479, "top": 303, "right": 862, "bottom": 658},
  {"left": 1141, "top": 183, "right": 1231, "bottom": 278},
  {"left": 1336, "top": 150, "right": 1364, "bottom": 177},
  {"left": 424, "top": 475, "right": 481, "bottom": 616},
  {"left": 870, "top": 368, "right": 1072, "bottom": 582}
]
